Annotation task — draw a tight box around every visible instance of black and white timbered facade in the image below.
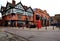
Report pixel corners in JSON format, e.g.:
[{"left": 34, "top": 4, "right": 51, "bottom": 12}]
[{"left": 0, "top": 0, "right": 34, "bottom": 27}]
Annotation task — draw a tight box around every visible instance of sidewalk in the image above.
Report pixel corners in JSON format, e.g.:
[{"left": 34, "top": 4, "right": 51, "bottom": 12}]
[
  {"left": 11, "top": 26, "right": 60, "bottom": 30},
  {"left": 0, "top": 26, "right": 60, "bottom": 31}
]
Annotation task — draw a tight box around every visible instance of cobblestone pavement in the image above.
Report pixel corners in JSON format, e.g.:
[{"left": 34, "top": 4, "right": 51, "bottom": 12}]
[
  {"left": 0, "top": 32, "right": 28, "bottom": 41},
  {"left": 0, "top": 26, "right": 60, "bottom": 41}
]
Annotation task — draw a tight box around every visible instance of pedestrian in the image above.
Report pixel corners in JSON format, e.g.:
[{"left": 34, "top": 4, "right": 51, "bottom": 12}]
[
  {"left": 37, "top": 20, "right": 42, "bottom": 29},
  {"left": 25, "top": 18, "right": 29, "bottom": 28}
]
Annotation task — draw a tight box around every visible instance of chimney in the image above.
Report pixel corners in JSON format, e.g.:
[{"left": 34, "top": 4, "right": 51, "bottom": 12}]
[
  {"left": 44, "top": 10, "right": 47, "bottom": 12},
  {"left": 12, "top": 0, "right": 16, "bottom": 5}
]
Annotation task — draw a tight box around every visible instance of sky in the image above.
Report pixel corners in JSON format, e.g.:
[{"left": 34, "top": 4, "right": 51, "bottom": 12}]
[{"left": 0, "top": 0, "right": 60, "bottom": 17}]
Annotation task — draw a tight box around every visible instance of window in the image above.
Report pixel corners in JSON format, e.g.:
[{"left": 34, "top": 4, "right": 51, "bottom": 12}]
[
  {"left": 28, "top": 16, "right": 31, "bottom": 21},
  {"left": 15, "top": 4, "right": 24, "bottom": 10},
  {"left": 13, "top": 9, "right": 24, "bottom": 14},
  {"left": 26, "top": 12, "right": 33, "bottom": 16},
  {"left": 5, "top": 8, "right": 25, "bottom": 15},
  {"left": 16, "top": 9, "right": 24, "bottom": 14},
  {"left": 36, "top": 15, "right": 40, "bottom": 20},
  {"left": 13, "top": 9, "right": 16, "bottom": 13},
  {"left": 6, "top": 9, "right": 12, "bottom": 15},
  {"left": 18, "top": 15, "right": 22, "bottom": 19},
  {"left": 27, "top": 8, "right": 33, "bottom": 13},
  {"left": 28, "top": 13, "right": 33, "bottom": 16}
]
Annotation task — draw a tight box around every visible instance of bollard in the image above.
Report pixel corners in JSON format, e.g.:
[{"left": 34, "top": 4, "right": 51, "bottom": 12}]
[
  {"left": 53, "top": 26, "right": 54, "bottom": 30},
  {"left": 45, "top": 26, "right": 47, "bottom": 30},
  {"left": 59, "top": 27, "right": 60, "bottom": 30}
]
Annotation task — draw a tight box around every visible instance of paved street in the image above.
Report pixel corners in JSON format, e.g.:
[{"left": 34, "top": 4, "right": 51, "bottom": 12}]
[
  {"left": 0, "top": 26, "right": 60, "bottom": 41},
  {"left": 0, "top": 31, "right": 28, "bottom": 41}
]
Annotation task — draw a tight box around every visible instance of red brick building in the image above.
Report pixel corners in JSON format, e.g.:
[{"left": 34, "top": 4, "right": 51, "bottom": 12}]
[
  {"left": 0, "top": 0, "right": 50, "bottom": 27},
  {"left": 33, "top": 8, "right": 50, "bottom": 26},
  {"left": 0, "top": 0, "right": 34, "bottom": 27}
]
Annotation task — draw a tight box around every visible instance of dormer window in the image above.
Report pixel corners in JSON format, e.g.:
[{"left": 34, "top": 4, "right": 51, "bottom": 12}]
[
  {"left": 27, "top": 7, "right": 33, "bottom": 13},
  {"left": 13, "top": 9, "right": 24, "bottom": 14},
  {"left": 15, "top": 3, "right": 24, "bottom": 10}
]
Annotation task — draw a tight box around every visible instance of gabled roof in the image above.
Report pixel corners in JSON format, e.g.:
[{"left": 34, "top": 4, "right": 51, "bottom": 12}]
[
  {"left": 1, "top": 6, "right": 6, "bottom": 10},
  {"left": 1, "top": 1, "right": 33, "bottom": 13},
  {"left": 16, "top": 2, "right": 21, "bottom": 6},
  {"left": 6, "top": 2, "right": 13, "bottom": 9},
  {"left": 33, "top": 8, "right": 44, "bottom": 13},
  {"left": 26, "top": 7, "right": 33, "bottom": 13},
  {"left": 1, "top": 6, "right": 6, "bottom": 12},
  {"left": 15, "top": 2, "right": 24, "bottom": 8},
  {"left": 23, "top": 5, "right": 29, "bottom": 11},
  {"left": 15, "top": 2, "right": 25, "bottom": 10}
]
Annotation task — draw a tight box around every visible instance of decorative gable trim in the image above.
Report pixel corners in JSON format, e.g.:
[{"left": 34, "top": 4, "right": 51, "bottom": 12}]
[
  {"left": 15, "top": 2, "right": 24, "bottom": 10},
  {"left": 6, "top": 2, "right": 12, "bottom": 9},
  {"left": 26, "top": 7, "right": 33, "bottom": 13}
]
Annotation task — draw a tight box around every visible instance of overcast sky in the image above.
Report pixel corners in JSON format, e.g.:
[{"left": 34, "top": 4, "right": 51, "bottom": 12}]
[{"left": 0, "top": 0, "right": 60, "bottom": 17}]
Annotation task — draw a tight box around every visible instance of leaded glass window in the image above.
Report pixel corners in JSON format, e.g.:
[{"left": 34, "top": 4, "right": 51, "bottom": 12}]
[
  {"left": 15, "top": 4, "right": 24, "bottom": 10},
  {"left": 27, "top": 12, "right": 33, "bottom": 16},
  {"left": 6, "top": 9, "right": 12, "bottom": 15},
  {"left": 27, "top": 8, "right": 32, "bottom": 13},
  {"left": 13, "top": 9, "right": 24, "bottom": 15}
]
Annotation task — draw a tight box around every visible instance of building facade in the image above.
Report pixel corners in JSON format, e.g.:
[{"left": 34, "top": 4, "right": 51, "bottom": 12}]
[
  {"left": 0, "top": 0, "right": 50, "bottom": 27},
  {"left": 33, "top": 8, "right": 50, "bottom": 26},
  {"left": 50, "top": 14, "right": 60, "bottom": 26},
  {"left": 0, "top": 0, "right": 34, "bottom": 27},
  {"left": 55, "top": 14, "right": 60, "bottom": 22}
]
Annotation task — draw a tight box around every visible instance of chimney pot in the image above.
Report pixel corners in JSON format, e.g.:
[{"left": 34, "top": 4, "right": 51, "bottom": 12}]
[{"left": 12, "top": 0, "right": 16, "bottom": 5}]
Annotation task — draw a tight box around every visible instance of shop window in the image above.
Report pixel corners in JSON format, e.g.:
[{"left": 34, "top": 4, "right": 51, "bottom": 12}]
[{"left": 36, "top": 15, "right": 40, "bottom": 20}]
